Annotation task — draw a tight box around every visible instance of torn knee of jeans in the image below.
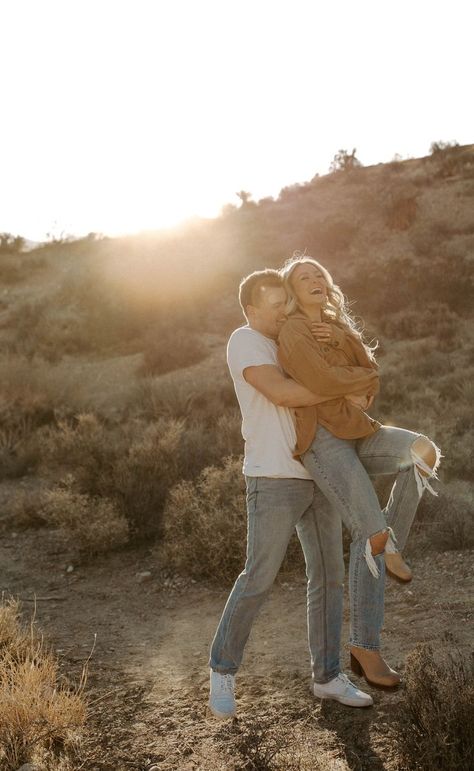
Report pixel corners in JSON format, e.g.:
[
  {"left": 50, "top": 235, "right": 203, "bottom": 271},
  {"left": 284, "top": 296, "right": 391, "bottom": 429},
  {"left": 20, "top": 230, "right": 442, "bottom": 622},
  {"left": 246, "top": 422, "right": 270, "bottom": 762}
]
[{"left": 410, "top": 437, "right": 443, "bottom": 498}]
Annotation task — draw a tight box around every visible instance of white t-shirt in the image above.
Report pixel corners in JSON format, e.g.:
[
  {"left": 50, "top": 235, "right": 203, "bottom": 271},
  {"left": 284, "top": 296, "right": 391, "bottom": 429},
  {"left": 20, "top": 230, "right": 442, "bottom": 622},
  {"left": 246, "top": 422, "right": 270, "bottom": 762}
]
[{"left": 227, "top": 325, "right": 311, "bottom": 479}]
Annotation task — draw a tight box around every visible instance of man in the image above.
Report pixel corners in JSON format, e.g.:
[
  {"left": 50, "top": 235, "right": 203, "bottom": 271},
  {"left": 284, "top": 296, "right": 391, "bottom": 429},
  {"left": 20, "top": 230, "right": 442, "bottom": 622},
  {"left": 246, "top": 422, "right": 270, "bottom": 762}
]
[{"left": 208, "top": 269, "right": 373, "bottom": 717}]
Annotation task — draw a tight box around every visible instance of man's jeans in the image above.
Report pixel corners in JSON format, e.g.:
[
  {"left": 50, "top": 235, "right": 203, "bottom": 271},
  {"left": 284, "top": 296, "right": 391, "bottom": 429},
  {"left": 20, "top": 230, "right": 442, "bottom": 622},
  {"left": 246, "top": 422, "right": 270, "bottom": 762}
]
[
  {"left": 301, "top": 424, "right": 441, "bottom": 650},
  {"left": 209, "top": 477, "right": 344, "bottom": 684}
]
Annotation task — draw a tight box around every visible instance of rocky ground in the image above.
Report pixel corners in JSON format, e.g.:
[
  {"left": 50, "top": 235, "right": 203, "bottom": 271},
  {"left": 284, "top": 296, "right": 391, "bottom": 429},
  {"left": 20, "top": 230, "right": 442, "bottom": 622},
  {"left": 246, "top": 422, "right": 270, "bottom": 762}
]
[{"left": 1, "top": 527, "right": 472, "bottom": 771}]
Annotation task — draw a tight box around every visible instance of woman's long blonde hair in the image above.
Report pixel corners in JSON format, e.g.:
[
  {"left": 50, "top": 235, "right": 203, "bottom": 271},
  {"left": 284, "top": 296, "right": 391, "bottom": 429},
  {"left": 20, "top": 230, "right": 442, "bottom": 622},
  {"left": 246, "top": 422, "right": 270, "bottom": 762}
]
[{"left": 280, "top": 253, "right": 377, "bottom": 360}]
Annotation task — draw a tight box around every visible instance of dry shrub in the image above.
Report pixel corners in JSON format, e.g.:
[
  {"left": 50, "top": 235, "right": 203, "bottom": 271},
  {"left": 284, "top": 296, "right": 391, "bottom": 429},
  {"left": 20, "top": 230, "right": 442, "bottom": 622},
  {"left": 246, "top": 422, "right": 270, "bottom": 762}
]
[
  {"left": 161, "top": 456, "right": 304, "bottom": 582},
  {"left": 0, "top": 598, "right": 87, "bottom": 770},
  {"left": 138, "top": 327, "right": 207, "bottom": 376},
  {"left": 40, "top": 413, "right": 119, "bottom": 492},
  {"left": 216, "top": 715, "right": 344, "bottom": 771},
  {"left": 43, "top": 475, "right": 129, "bottom": 554},
  {"left": 380, "top": 303, "right": 459, "bottom": 342},
  {"left": 41, "top": 414, "right": 186, "bottom": 540},
  {"left": 393, "top": 643, "right": 474, "bottom": 771},
  {"left": 2, "top": 488, "right": 48, "bottom": 530},
  {"left": 162, "top": 456, "right": 246, "bottom": 581},
  {"left": 111, "top": 418, "right": 184, "bottom": 537},
  {"left": 416, "top": 481, "right": 474, "bottom": 551}
]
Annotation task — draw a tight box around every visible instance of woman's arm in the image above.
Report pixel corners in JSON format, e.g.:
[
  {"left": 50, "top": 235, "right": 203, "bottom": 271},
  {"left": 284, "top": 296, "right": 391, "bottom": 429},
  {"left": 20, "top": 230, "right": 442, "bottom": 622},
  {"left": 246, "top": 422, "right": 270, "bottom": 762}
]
[{"left": 278, "top": 320, "right": 379, "bottom": 398}]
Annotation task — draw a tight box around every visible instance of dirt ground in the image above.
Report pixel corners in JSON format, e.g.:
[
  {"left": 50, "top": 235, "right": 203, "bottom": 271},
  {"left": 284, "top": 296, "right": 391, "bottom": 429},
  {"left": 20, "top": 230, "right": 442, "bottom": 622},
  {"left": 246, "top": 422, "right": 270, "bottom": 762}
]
[{"left": 1, "top": 527, "right": 473, "bottom": 771}]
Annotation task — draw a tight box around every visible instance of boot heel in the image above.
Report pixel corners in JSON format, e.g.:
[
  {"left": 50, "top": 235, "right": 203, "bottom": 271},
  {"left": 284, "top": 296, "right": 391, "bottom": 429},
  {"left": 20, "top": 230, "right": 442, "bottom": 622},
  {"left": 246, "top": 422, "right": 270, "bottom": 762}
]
[{"left": 350, "top": 653, "right": 363, "bottom": 676}]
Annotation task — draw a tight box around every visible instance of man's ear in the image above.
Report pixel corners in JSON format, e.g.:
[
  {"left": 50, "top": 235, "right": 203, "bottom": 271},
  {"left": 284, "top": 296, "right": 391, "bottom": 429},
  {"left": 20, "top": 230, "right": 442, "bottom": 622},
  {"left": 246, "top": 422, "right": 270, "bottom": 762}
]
[{"left": 246, "top": 304, "right": 257, "bottom": 319}]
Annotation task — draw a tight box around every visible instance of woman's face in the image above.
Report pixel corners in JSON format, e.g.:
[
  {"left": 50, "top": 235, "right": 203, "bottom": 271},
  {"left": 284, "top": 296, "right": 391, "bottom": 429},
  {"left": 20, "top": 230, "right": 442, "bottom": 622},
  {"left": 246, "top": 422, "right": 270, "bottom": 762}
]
[{"left": 289, "top": 262, "right": 328, "bottom": 310}]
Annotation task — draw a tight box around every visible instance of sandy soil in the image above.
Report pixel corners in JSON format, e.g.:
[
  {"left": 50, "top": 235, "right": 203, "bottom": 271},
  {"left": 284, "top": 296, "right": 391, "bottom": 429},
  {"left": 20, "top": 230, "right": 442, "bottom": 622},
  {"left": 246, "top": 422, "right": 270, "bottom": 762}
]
[{"left": 1, "top": 528, "right": 472, "bottom": 771}]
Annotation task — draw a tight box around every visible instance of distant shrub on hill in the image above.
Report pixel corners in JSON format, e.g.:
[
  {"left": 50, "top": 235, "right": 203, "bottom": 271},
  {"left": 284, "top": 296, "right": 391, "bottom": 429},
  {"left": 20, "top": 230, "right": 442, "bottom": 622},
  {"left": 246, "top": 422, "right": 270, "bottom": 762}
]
[
  {"left": 137, "top": 327, "right": 206, "bottom": 376},
  {"left": 329, "top": 148, "right": 362, "bottom": 173},
  {"left": 380, "top": 302, "right": 459, "bottom": 342}
]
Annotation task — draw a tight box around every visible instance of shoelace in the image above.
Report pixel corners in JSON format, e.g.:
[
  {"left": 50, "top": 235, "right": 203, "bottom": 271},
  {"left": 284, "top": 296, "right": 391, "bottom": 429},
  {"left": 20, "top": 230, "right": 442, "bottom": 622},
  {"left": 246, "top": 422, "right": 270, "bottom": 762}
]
[
  {"left": 219, "top": 674, "right": 235, "bottom": 694},
  {"left": 336, "top": 673, "right": 353, "bottom": 692}
]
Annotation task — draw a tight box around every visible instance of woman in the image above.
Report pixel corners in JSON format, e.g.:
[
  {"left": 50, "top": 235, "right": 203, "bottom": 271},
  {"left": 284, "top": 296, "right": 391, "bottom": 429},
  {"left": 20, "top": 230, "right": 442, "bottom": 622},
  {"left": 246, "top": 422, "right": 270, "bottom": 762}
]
[{"left": 278, "top": 254, "right": 441, "bottom": 688}]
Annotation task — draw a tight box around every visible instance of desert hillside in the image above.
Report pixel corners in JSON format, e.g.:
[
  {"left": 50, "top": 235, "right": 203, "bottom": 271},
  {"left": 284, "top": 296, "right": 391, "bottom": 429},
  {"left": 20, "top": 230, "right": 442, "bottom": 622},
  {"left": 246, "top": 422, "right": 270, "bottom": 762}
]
[{"left": 0, "top": 143, "right": 473, "bottom": 770}]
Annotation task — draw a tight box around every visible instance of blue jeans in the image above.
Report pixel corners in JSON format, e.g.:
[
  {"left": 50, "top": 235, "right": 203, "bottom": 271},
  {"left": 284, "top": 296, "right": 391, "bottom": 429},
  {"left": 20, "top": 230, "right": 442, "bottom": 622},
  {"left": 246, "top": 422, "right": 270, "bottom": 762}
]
[
  {"left": 209, "top": 477, "right": 344, "bottom": 684},
  {"left": 301, "top": 424, "right": 441, "bottom": 650}
]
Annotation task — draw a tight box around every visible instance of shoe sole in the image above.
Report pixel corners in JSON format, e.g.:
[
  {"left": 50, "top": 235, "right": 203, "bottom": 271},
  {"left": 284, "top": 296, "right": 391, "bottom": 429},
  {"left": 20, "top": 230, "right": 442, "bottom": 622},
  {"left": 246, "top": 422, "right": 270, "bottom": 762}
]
[
  {"left": 207, "top": 702, "right": 236, "bottom": 719},
  {"left": 313, "top": 692, "right": 373, "bottom": 708},
  {"left": 385, "top": 566, "right": 412, "bottom": 584},
  {"left": 312, "top": 686, "right": 373, "bottom": 708}
]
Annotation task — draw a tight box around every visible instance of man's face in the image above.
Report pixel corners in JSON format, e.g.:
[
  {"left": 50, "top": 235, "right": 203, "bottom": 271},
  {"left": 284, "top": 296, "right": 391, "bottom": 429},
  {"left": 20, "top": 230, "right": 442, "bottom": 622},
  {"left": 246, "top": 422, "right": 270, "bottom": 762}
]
[{"left": 248, "top": 286, "right": 287, "bottom": 339}]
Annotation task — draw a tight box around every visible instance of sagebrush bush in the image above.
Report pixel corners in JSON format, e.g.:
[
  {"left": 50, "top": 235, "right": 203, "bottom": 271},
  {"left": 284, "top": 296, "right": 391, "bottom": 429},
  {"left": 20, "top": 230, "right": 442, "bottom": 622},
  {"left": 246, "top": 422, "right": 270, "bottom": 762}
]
[
  {"left": 380, "top": 303, "right": 459, "bottom": 342},
  {"left": 41, "top": 414, "right": 185, "bottom": 539},
  {"left": 162, "top": 456, "right": 246, "bottom": 581},
  {"left": 137, "top": 327, "right": 207, "bottom": 376},
  {"left": 0, "top": 598, "right": 87, "bottom": 770},
  {"left": 43, "top": 475, "right": 129, "bottom": 553},
  {"left": 415, "top": 480, "right": 474, "bottom": 550},
  {"left": 392, "top": 643, "right": 474, "bottom": 771},
  {"left": 111, "top": 418, "right": 184, "bottom": 537},
  {"left": 161, "top": 456, "right": 304, "bottom": 582}
]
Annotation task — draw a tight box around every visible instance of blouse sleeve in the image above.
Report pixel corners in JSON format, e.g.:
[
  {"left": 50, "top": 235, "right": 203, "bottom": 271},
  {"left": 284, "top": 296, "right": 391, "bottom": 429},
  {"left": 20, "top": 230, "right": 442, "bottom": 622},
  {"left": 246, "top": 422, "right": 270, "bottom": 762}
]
[{"left": 278, "top": 319, "right": 379, "bottom": 398}]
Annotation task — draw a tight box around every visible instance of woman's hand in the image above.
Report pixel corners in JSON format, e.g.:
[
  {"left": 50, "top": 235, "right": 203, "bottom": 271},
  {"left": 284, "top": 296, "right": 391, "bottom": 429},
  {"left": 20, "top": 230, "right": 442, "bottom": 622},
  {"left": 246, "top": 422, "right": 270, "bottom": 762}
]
[{"left": 311, "top": 322, "right": 334, "bottom": 343}]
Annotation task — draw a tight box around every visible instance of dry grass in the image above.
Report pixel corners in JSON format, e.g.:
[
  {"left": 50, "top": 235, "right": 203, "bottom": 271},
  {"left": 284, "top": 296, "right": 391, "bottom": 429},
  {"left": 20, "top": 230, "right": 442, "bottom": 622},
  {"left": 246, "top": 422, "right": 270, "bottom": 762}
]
[{"left": 0, "top": 598, "right": 87, "bottom": 770}]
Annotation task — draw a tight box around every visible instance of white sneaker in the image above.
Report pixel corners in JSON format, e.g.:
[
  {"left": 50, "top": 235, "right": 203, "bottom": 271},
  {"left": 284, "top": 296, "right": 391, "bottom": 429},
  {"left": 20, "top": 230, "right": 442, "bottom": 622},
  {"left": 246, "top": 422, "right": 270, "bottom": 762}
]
[
  {"left": 313, "top": 673, "right": 373, "bottom": 707},
  {"left": 208, "top": 669, "right": 236, "bottom": 718}
]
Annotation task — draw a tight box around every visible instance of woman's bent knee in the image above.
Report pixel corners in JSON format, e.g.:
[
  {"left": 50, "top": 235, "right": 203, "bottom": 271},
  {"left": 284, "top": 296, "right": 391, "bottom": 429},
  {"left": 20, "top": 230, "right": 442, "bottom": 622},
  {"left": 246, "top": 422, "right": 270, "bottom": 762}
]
[{"left": 411, "top": 436, "right": 438, "bottom": 475}]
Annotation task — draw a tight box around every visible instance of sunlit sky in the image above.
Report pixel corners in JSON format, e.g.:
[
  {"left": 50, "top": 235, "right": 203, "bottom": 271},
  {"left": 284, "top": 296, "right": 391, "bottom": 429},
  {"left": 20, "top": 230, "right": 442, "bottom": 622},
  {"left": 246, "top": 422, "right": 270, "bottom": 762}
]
[{"left": 1, "top": 0, "right": 472, "bottom": 242}]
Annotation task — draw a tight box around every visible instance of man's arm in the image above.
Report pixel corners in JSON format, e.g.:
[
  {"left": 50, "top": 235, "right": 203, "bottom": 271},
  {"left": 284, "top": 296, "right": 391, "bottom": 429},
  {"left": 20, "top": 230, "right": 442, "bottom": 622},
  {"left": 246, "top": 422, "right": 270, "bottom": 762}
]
[{"left": 243, "top": 365, "right": 334, "bottom": 408}]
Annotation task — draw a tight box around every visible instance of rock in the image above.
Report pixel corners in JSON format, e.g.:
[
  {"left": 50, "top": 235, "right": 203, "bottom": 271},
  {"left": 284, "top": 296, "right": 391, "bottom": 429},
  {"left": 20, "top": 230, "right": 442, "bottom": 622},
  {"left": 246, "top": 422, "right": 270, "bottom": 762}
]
[
  {"left": 17, "top": 764, "right": 41, "bottom": 771},
  {"left": 66, "top": 564, "right": 74, "bottom": 573},
  {"left": 136, "top": 571, "right": 153, "bottom": 584}
]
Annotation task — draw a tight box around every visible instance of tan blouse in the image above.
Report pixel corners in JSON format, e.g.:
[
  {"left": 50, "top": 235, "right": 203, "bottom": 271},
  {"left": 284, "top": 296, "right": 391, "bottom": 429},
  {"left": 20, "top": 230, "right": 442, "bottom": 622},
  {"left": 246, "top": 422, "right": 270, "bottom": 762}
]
[{"left": 278, "top": 313, "right": 381, "bottom": 456}]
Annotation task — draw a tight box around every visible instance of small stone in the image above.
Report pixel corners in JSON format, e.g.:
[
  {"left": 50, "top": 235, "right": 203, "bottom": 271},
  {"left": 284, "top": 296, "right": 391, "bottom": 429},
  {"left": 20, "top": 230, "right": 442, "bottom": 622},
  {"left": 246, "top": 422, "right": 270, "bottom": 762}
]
[
  {"left": 136, "top": 571, "right": 153, "bottom": 584},
  {"left": 66, "top": 564, "right": 74, "bottom": 573},
  {"left": 17, "top": 764, "right": 41, "bottom": 771}
]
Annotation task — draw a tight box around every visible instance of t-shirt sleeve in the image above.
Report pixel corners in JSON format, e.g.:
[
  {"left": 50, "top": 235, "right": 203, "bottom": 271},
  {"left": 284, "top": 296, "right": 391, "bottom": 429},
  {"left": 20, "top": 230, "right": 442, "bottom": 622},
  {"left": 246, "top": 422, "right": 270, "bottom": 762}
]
[{"left": 227, "top": 330, "right": 276, "bottom": 380}]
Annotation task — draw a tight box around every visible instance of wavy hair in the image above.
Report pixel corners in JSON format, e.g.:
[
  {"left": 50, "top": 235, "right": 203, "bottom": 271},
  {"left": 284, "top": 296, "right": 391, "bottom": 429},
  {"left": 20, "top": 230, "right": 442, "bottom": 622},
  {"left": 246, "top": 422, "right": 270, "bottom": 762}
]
[{"left": 279, "top": 252, "right": 377, "bottom": 361}]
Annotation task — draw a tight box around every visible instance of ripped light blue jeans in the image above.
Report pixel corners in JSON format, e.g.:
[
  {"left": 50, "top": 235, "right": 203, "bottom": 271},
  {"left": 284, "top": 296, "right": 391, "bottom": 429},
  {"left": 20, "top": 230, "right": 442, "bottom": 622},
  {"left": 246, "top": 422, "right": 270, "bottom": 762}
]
[{"left": 301, "top": 424, "right": 441, "bottom": 650}]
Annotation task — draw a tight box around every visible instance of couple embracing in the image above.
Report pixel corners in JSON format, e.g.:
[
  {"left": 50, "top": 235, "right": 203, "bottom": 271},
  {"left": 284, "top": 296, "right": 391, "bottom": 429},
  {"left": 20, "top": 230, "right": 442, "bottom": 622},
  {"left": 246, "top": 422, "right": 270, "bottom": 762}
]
[{"left": 208, "top": 253, "right": 441, "bottom": 716}]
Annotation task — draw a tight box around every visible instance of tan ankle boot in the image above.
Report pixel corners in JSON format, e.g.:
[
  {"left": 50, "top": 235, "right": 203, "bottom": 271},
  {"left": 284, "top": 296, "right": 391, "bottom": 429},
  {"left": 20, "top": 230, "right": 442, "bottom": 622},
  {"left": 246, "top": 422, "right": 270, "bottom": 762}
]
[
  {"left": 350, "top": 647, "right": 401, "bottom": 689},
  {"left": 384, "top": 552, "right": 412, "bottom": 583}
]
